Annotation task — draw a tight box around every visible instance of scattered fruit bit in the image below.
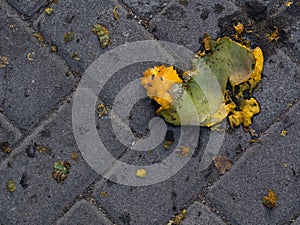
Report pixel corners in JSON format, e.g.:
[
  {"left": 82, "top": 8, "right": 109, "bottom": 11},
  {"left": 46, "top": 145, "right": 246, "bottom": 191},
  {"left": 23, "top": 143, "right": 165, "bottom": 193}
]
[
  {"left": 175, "top": 146, "right": 191, "bottom": 158},
  {"left": 52, "top": 161, "right": 71, "bottom": 183},
  {"left": 71, "top": 52, "right": 81, "bottom": 61},
  {"left": 51, "top": 45, "right": 58, "bottom": 52},
  {"left": 234, "top": 22, "right": 244, "bottom": 35},
  {"left": 7, "top": 180, "right": 16, "bottom": 192},
  {"left": 141, "top": 36, "right": 263, "bottom": 128},
  {"left": 281, "top": 129, "right": 287, "bottom": 136},
  {"left": 163, "top": 140, "right": 174, "bottom": 150},
  {"left": 168, "top": 209, "right": 187, "bottom": 225},
  {"left": 96, "top": 103, "right": 107, "bottom": 118},
  {"left": 112, "top": 6, "right": 119, "bottom": 20},
  {"left": 213, "top": 156, "right": 233, "bottom": 175},
  {"left": 0, "top": 142, "right": 12, "bottom": 153},
  {"left": 262, "top": 189, "right": 277, "bottom": 209},
  {"left": 32, "top": 32, "right": 44, "bottom": 45},
  {"left": 71, "top": 152, "right": 80, "bottom": 162},
  {"left": 64, "top": 31, "right": 74, "bottom": 43},
  {"left": 92, "top": 23, "right": 111, "bottom": 49},
  {"left": 0, "top": 56, "right": 9, "bottom": 68},
  {"left": 35, "top": 144, "right": 52, "bottom": 155},
  {"left": 27, "top": 52, "right": 35, "bottom": 62},
  {"left": 286, "top": 1, "right": 293, "bottom": 7},
  {"left": 45, "top": 7, "right": 54, "bottom": 15},
  {"left": 136, "top": 169, "right": 147, "bottom": 178},
  {"left": 100, "top": 191, "right": 108, "bottom": 197},
  {"left": 266, "top": 26, "right": 280, "bottom": 42}
]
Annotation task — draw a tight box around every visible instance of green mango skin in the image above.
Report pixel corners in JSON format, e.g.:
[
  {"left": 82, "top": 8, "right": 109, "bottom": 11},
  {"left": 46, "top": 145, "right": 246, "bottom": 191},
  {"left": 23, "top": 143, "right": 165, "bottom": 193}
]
[{"left": 158, "top": 38, "right": 256, "bottom": 126}]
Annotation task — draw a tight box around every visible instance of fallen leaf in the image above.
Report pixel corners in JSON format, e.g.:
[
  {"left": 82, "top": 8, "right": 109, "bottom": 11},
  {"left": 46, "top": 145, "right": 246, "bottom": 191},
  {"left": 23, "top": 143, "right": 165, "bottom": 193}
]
[
  {"left": 112, "top": 6, "right": 119, "bottom": 20},
  {"left": 168, "top": 209, "right": 187, "bottom": 225},
  {"left": 64, "top": 31, "right": 74, "bottom": 43},
  {"left": 0, "top": 56, "right": 9, "bottom": 68},
  {"left": 71, "top": 52, "right": 81, "bottom": 61},
  {"left": 136, "top": 169, "right": 147, "bottom": 178},
  {"left": 27, "top": 52, "right": 35, "bottom": 62},
  {"left": 45, "top": 7, "right": 54, "bottom": 15},
  {"left": 7, "top": 180, "right": 16, "bottom": 192},
  {"left": 280, "top": 130, "right": 287, "bottom": 136},
  {"left": 92, "top": 23, "right": 111, "bottom": 48},
  {"left": 51, "top": 45, "right": 58, "bottom": 52},
  {"left": 32, "top": 32, "right": 44, "bottom": 45},
  {"left": 52, "top": 161, "right": 71, "bottom": 183},
  {"left": 96, "top": 103, "right": 107, "bottom": 118},
  {"left": 266, "top": 26, "right": 280, "bottom": 42},
  {"left": 175, "top": 146, "right": 191, "bottom": 158},
  {"left": 262, "top": 189, "right": 277, "bottom": 209},
  {"left": 71, "top": 152, "right": 80, "bottom": 162},
  {"left": 35, "top": 144, "right": 52, "bottom": 154},
  {"left": 0, "top": 142, "right": 12, "bottom": 153},
  {"left": 213, "top": 156, "right": 233, "bottom": 174}
]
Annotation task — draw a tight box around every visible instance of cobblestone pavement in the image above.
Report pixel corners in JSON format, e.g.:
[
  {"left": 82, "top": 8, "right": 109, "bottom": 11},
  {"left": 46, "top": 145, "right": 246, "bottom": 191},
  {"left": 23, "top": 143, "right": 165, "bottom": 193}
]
[{"left": 0, "top": 0, "right": 299, "bottom": 224}]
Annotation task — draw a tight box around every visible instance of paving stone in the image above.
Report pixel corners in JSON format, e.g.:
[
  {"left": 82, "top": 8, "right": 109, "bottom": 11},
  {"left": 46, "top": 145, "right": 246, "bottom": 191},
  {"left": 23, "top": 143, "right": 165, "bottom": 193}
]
[
  {"left": 0, "top": 114, "right": 22, "bottom": 162},
  {"left": 37, "top": 0, "right": 151, "bottom": 71},
  {"left": 0, "top": 103, "right": 101, "bottom": 224},
  {"left": 56, "top": 200, "right": 113, "bottom": 225},
  {"left": 6, "top": 0, "right": 49, "bottom": 17},
  {"left": 207, "top": 101, "right": 300, "bottom": 225},
  {"left": 0, "top": 7, "right": 77, "bottom": 130},
  {"left": 122, "top": 0, "right": 170, "bottom": 19},
  {"left": 150, "top": 0, "right": 238, "bottom": 52},
  {"left": 181, "top": 201, "right": 226, "bottom": 225},
  {"left": 252, "top": 49, "right": 300, "bottom": 133}
]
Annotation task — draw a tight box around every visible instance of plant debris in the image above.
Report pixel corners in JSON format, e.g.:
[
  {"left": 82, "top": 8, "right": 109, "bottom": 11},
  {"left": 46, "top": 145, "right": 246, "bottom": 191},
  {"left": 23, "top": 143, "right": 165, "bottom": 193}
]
[
  {"left": 262, "top": 189, "right": 277, "bottom": 209},
  {"left": 92, "top": 23, "right": 111, "bottom": 49},
  {"left": 213, "top": 156, "right": 233, "bottom": 174},
  {"left": 168, "top": 209, "right": 187, "bottom": 225},
  {"left": 7, "top": 180, "right": 16, "bottom": 192},
  {"left": 71, "top": 152, "right": 80, "bottom": 162},
  {"left": 163, "top": 140, "right": 174, "bottom": 150},
  {"left": 0, "top": 142, "right": 12, "bottom": 153},
  {"left": 100, "top": 191, "right": 108, "bottom": 197},
  {"left": 280, "top": 129, "right": 287, "bottom": 136},
  {"left": 266, "top": 26, "right": 280, "bottom": 42},
  {"left": 175, "top": 146, "right": 191, "bottom": 158},
  {"left": 27, "top": 52, "right": 35, "bottom": 62},
  {"left": 64, "top": 31, "right": 74, "bottom": 43},
  {"left": 96, "top": 103, "right": 107, "bottom": 118},
  {"left": 35, "top": 144, "right": 52, "bottom": 155},
  {"left": 112, "top": 6, "right": 119, "bottom": 20},
  {"left": 0, "top": 56, "right": 9, "bottom": 68},
  {"left": 32, "top": 32, "right": 44, "bottom": 45},
  {"left": 141, "top": 35, "right": 263, "bottom": 128},
  {"left": 51, "top": 45, "right": 58, "bottom": 52},
  {"left": 71, "top": 52, "right": 81, "bottom": 61},
  {"left": 52, "top": 161, "right": 71, "bottom": 183},
  {"left": 45, "top": 7, "right": 54, "bottom": 15},
  {"left": 136, "top": 169, "right": 147, "bottom": 178},
  {"left": 286, "top": 1, "right": 293, "bottom": 7}
]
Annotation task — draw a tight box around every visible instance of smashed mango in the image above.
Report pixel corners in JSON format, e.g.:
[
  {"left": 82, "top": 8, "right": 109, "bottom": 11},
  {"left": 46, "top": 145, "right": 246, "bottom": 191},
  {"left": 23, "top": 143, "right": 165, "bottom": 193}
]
[{"left": 141, "top": 36, "right": 263, "bottom": 128}]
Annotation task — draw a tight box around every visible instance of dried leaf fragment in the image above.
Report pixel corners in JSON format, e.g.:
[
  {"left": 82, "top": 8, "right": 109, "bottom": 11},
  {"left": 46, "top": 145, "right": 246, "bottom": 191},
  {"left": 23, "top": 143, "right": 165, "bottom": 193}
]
[
  {"left": 213, "top": 156, "right": 233, "bottom": 174},
  {"left": 0, "top": 142, "right": 12, "bottom": 153},
  {"left": 96, "top": 103, "right": 107, "bottom": 118},
  {"left": 234, "top": 22, "right": 244, "bottom": 35},
  {"left": 71, "top": 152, "right": 80, "bottom": 162},
  {"left": 266, "top": 26, "right": 280, "bottom": 42},
  {"left": 175, "top": 146, "right": 191, "bottom": 158},
  {"left": 262, "top": 189, "right": 277, "bottom": 209},
  {"left": 168, "top": 209, "right": 187, "bottom": 225},
  {"left": 136, "top": 169, "right": 147, "bottom": 178},
  {"left": 286, "top": 1, "right": 293, "bottom": 7},
  {"left": 27, "top": 52, "right": 35, "bottom": 62},
  {"left": 52, "top": 161, "right": 71, "bottom": 183},
  {"left": 32, "top": 32, "right": 44, "bottom": 45},
  {"left": 100, "top": 191, "right": 108, "bottom": 197},
  {"left": 64, "top": 31, "right": 74, "bottom": 43},
  {"left": 113, "top": 6, "right": 119, "bottom": 20},
  {"left": 45, "top": 7, "right": 54, "bottom": 15},
  {"left": 71, "top": 52, "right": 81, "bottom": 61},
  {"left": 7, "top": 180, "right": 16, "bottom": 192},
  {"left": 280, "top": 130, "right": 287, "bottom": 136},
  {"left": 0, "top": 56, "right": 9, "bottom": 68},
  {"left": 35, "top": 144, "right": 52, "bottom": 155},
  {"left": 163, "top": 140, "right": 174, "bottom": 150},
  {"left": 92, "top": 23, "right": 111, "bottom": 48},
  {"left": 51, "top": 45, "right": 58, "bottom": 52}
]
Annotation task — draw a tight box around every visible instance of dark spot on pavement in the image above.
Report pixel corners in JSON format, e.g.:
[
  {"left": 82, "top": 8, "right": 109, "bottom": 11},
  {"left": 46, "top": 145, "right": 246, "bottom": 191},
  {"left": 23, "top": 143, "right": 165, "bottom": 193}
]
[
  {"left": 162, "top": 5, "right": 187, "bottom": 21},
  {"left": 119, "top": 212, "right": 131, "bottom": 225},
  {"left": 20, "top": 172, "right": 29, "bottom": 189},
  {"left": 245, "top": 1, "right": 267, "bottom": 21},
  {"left": 200, "top": 9, "right": 210, "bottom": 20},
  {"left": 214, "top": 4, "right": 225, "bottom": 14},
  {"left": 26, "top": 145, "right": 36, "bottom": 158}
]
